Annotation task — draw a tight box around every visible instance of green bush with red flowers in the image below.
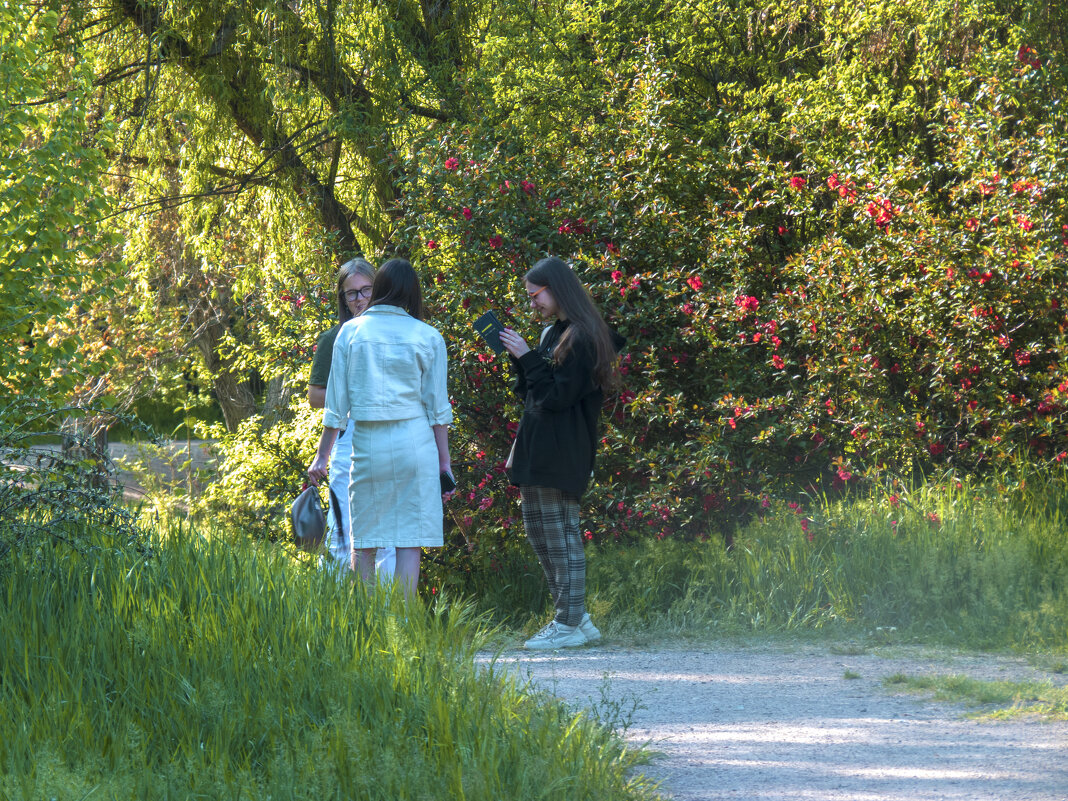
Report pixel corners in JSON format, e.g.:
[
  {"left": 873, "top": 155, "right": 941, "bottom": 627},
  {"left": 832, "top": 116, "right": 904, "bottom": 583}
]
[{"left": 387, "top": 4, "right": 1067, "bottom": 601}]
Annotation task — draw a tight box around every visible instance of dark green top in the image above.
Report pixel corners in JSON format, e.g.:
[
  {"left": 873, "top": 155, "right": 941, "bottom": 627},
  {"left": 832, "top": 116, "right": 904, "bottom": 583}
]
[{"left": 309, "top": 323, "right": 342, "bottom": 387}]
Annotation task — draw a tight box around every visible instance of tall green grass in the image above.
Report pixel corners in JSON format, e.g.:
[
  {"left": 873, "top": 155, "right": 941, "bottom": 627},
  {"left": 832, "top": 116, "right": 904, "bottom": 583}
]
[
  {"left": 582, "top": 472, "right": 1068, "bottom": 649},
  {"left": 0, "top": 525, "right": 656, "bottom": 800}
]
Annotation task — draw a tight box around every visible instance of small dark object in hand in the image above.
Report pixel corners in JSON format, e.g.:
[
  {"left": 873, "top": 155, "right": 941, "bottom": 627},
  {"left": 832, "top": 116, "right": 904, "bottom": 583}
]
[{"left": 440, "top": 471, "right": 456, "bottom": 493}]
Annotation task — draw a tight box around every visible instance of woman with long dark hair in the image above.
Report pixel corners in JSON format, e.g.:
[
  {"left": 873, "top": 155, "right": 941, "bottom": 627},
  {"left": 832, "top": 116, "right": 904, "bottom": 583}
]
[
  {"left": 499, "top": 256, "right": 623, "bottom": 649},
  {"left": 310, "top": 258, "right": 453, "bottom": 597}
]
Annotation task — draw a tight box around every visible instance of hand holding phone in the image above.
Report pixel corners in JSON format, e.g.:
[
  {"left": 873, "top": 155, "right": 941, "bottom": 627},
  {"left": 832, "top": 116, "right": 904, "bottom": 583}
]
[{"left": 440, "top": 471, "right": 456, "bottom": 494}]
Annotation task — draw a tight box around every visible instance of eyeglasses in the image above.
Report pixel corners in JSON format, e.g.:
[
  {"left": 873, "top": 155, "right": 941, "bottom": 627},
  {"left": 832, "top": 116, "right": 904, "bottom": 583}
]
[
  {"left": 527, "top": 285, "right": 549, "bottom": 300},
  {"left": 344, "top": 287, "right": 372, "bottom": 301}
]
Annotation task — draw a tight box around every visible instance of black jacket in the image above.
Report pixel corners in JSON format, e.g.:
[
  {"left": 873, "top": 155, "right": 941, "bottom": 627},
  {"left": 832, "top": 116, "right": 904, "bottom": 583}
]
[{"left": 507, "top": 320, "right": 622, "bottom": 497}]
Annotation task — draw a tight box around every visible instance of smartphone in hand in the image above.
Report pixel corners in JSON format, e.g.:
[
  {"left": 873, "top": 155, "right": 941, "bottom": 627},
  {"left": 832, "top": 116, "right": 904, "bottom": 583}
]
[{"left": 440, "top": 471, "right": 457, "bottom": 494}]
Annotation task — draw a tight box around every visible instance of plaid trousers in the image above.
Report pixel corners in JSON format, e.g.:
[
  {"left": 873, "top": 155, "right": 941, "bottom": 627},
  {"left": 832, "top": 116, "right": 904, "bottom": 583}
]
[{"left": 519, "top": 485, "right": 585, "bottom": 627}]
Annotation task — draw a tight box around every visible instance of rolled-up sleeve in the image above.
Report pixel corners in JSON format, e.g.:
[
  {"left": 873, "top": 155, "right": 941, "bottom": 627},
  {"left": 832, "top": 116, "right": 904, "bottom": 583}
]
[
  {"left": 422, "top": 332, "right": 453, "bottom": 426},
  {"left": 322, "top": 326, "right": 351, "bottom": 429}
]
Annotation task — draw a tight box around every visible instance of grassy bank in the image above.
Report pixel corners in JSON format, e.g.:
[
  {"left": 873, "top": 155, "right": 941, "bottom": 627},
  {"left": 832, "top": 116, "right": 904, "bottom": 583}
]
[
  {"left": 454, "top": 469, "right": 1068, "bottom": 651},
  {"left": 579, "top": 471, "right": 1068, "bottom": 650},
  {"left": 0, "top": 526, "right": 655, "bottom": 800}
]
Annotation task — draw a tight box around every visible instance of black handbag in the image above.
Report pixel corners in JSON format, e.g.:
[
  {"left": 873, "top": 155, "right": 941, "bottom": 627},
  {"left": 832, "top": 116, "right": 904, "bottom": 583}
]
[{"left": 290, "top": 484, "right": 326, "bottom": 551}]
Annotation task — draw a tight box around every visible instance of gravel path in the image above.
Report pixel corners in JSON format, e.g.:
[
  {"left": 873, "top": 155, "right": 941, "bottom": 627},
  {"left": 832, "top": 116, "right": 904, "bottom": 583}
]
[{"left": 483, "top": 640, "right": 1068, "bottom": 800}]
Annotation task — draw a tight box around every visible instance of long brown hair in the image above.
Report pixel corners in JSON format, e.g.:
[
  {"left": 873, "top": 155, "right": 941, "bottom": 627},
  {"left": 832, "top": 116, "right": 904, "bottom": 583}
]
[
  {"left": 525, "top": 257, "right": 619, "bottom": 392},
  {"left": 369, "top": 258, "right": 424, "bottom": 320}
]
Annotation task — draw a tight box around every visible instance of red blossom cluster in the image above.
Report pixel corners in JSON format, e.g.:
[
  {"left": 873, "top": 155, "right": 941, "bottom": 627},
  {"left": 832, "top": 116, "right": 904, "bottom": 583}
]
[
  {"left": 735, "top": 294, "right": 760, "bottom": 313},
  {"left": 865, "top": 198, "right": 895, "bottom": 229},
  {"left": 557, "top": 217, "right": 589, "bottom": 235},
  {"left": 443, "top": 157, "right": 459, "bottom": 170},
  {"left": 1016, "top": 45, "right": 1041, "bottom": 69},
  {"left": 826, "top": 173, "right": 857, "bottom": 201},
  {"left": 789, "top": 176, "right": 807, "bottom": 190},
  {"left": 687, "top": 275, "right": 703, "bottom": 291},
  {"left": 279, "top": 292, "right": 305, "bottom": 309}
]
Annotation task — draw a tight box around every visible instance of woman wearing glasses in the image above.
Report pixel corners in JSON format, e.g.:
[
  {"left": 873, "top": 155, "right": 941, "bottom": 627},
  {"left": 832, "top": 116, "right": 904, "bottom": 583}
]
[
  {"left": 307, "top": 257, "right": 395, "bottom": 578},
  {"left": 310, "top": 258, "right": 453, "bottom": 598},
  {"left": 499, "top": 256, "right": 623, "bottom": 650}
]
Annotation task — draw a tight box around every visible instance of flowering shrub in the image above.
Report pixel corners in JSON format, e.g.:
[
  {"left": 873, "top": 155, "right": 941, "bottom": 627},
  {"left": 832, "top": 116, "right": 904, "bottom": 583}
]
[
  {"left": 381, "top": 5, "right": 1068, "bottom": 598},
  {"left": 187, "top": 2, "right": 1066, "bottom": 608}
]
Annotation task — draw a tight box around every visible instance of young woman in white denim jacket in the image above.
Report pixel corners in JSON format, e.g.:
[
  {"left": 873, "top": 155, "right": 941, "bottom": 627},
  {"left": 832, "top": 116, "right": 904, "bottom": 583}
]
[{"left": 309, "top": 259, "right": 454, "bottom": 598}]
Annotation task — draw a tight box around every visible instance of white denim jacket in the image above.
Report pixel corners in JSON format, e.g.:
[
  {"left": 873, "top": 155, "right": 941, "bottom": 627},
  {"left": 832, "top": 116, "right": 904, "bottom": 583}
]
[{"left": 322, "top": 305, "right": 452, "bottom": 428}]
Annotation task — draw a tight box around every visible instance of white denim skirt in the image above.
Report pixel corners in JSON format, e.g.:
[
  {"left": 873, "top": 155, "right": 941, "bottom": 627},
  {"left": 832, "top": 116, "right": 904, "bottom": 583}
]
[{"left": 348, "top": 416, "right": 443, "bottom": 548}]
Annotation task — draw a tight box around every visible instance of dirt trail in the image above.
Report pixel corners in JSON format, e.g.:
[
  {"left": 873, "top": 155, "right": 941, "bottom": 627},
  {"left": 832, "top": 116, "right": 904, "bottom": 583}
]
[{"left": 483, "top": 640, "right": 1068, "bottom": 800}]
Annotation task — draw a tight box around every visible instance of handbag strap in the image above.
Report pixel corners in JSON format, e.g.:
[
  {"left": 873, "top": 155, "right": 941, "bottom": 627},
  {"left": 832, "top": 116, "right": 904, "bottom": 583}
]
[{"left": 328, "top": 487, "right": 346, "bottom": 544}]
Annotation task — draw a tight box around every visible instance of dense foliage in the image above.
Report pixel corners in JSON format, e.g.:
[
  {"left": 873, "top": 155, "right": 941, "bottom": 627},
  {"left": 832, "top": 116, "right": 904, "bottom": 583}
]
[{"left": 6, "top": 1, "right": 1067, "bottom": 578}]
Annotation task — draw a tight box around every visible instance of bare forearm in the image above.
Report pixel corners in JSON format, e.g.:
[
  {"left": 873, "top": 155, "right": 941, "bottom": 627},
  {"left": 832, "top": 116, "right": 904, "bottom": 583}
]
[
  {"left": 433, "top": 424, "right": 451, "bottom": 474},
  {"left": 307, "top": 426, "right": 340, "bottom": 484}
]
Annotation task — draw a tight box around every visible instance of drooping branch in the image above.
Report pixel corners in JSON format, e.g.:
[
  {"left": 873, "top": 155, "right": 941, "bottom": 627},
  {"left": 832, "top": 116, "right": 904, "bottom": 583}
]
[{"left": 112, "top": 0, "right": 364, "bottom": 256}]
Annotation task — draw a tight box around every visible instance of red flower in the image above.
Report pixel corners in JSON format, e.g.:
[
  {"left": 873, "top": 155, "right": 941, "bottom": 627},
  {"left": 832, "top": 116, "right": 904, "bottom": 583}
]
[
  {"left": 681, "top": 303, "right": 694, "bottom": 315},
  {"left": 928, "top": 442, "right": 945, "bottom": 456},
  {"left": 461, "top": 207, "right": 472, "bottom": 220},
  {"left": 1016, "top": 45, "right": 1041, "bottom": 68},
  {"left": 546, "top": 198, "right": 561, "bottom": 209},
  {"left": 520, "top": 179, "right": 536, "bottom": 195},
  {"left": 426, "top": 239, "right": 438, "bottom": 250},
  {"left": 889, "top": 494, "right": 900, "bottom": 506},
  {"left": 789, "top": 176, "right": 807, "bottom": 190},
  {"left": 488, "top": 235, "right": 502, "bottom": 249},
  {"left": 687, "top": 275, "right": 703, "bottom": 291},
  {"left": 827, "top": 173, "right": 841, "bottom": 190},
  {"left": 1015, "top": 350, "right": 1031, "bottom": 366},
  {"left": 611, "top": 270, "right": 623, "bottom": 284},
  {"left": 734, "top": 295, "right": 760, "bottom": 313},
  {"left": 777, "top": 225, "right": 788, "bottom": 236},
  {"left": 443, "top": 157, "right": 459, "bottom": 170},
  {"left": 1017, "top": 216, "right": 1034, "bottom": 232},
  {"left": 965, "top": 218, "right": 979, "bottom": 231},
  {"left": 866, "top": 198, "right": 895, "bottom": 229},
  {"left": 772, "top": 354, "right": 785, "bottom": 369}
]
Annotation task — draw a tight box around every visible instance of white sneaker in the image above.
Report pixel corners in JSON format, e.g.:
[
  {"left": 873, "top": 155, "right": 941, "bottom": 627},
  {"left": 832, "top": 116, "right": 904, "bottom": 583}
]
[
  {"left": 525, "top": 620, "right": 555, "bottom": 644},
  {"left": 579, "top": 612, "right": 601, "bottom": 643},
  {"left": 524, "top": 621, "right": 587, "bottom": 650}
]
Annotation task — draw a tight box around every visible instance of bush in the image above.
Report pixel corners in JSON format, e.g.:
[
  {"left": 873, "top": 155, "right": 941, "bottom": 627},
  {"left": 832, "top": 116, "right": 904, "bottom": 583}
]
[{"left": 392, "top": 3, "right": 1068, "bottom": 594}]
